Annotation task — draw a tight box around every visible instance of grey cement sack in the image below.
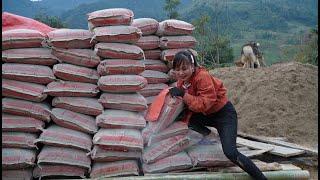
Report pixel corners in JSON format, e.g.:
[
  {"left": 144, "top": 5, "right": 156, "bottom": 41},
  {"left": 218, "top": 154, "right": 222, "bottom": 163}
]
[
  {"left": 147, "top": 121, "right": 189, "bottom": 146},
  {"left": 51, "top": 48, "right": 101, "bottom": 68},
  {"left": 2, "top": 29, "right": 45, "bottom": 50},
  {"left": 47, "top": 28, "right": 95, "bottom": 49},
  {"left": 35, "top": 125, "right": 92, "bottom": 152},
  {"left": 132, "top": 18, "right": 159, "bottom": 35},
  {"left": 87, "top": 8, "right": 134, "bottom": 29},
  {"left": 52, "top": 96, "right": 103, "bottom": 116},
  {"left": 186, "top": 143, "right": 233, "bottom": 167},
  {"left": 156, "top": 19, "right": 195, "bottom": 36},
  {"left": 97, "top": 59, "right": 145, "bottom": 75},
  {"left": 37, "top": 146, "right": 91, "bottom": 171},
  {"left": 98, "top": 75, "right": 147, "bottom": 93},
  {"left": 161, "top": 48, "right": 198, "bottom": 62},
  {"left": 2, "top": 132, "right": 38, "bottom": 149},
  {"left": 140, "top": 70, "right": 169, "bottom": 84},
  {"left": 2, "top": 148, "right": 36, "bottom": 170},
  {"left": 44, "top": 81, "right": 99, "bottom": 97},
  {"left": 142, "top": 130, "right": 203, "bottom": 164},
  {"left": 93, "top": 25, "right": 142, "bottom": 44},
  {"left": 93, "top": 128, "right": 143, "bottom": 152},
  {"left": 139, "top": 83, "right": 169, "bottom": 97},
  {"left": 144, "top": 49, "right": 161, "bottom": 59},
  {"left": 90, "top": 160, "right": 139, "bottom": 178},
  {"left": 53, "top": 63, "right": 100, "bottom": 84},
  {"left": 160, "top": 35, "right": 197, "bottom": 49},
  {"left": 2, "top": 63, "right": 55, "bottom": 85},
  {"left": 2, "top": 98, "right": 51, "bottom": 123},
  {"left": 51, "top": 108, "right": 98, "bottom": 134},
  {"left": 146, "top": 95, "right": 156, "bottom": 105},
  {"left": 2, "top": 114, "right": 45, "bottom": 133},
  {"left": 90, "top": 145, "right": 141, "bottom": 162},
  {"left": 144, "top": 59, "right": 169, "bottom": 73},
  {"left": 2, "top": 79, "right": 47, "bottom": 102},
  {"left": 135, "top": 35, "right": 160, "bottom": 50},
  {"left": 2, "top": 168, "right": 33, "bottom": 180},
  {"left": 99, "top": 92, "right": 147, "bottom": 112},
  {"left": 94, "top": 42, "right": 144, "bottom": 59},
  {"left": 33, "top": 164, "right": 87, "bottom": 179},
  {"left": 96, "top": 109, "right": 146, "bottom": 129},
  {"left": 2, "top": 48, "right": 59, "bottom": 66},
  {"left": 142, "top": 151, "right": 192, "bottom": 173}
]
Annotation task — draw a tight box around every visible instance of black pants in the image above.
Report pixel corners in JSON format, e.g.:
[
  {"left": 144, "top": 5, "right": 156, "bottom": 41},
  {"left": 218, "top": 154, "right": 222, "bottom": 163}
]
[{"left": 188, "top": 101, "right": 267, "bottom": 180}]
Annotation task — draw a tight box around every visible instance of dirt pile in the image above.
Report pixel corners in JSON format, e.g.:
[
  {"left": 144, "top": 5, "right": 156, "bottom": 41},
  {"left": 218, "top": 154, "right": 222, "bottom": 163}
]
[{"left": 211, "top": 61, "right": 318, "bottom": 149}]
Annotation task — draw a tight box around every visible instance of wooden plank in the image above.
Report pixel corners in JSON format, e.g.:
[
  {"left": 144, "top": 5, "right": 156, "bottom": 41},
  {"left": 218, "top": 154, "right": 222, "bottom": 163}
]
[
  {"left": 237, "top": 137, "right": 305, "bottom": 157},
  {"left": 280, "top": 164, "right": 302, "bottom": 171},
  {"left": 240, "top": 149, "right": 271, "bottom": 157},
  {"left": 238, "top": 132, "right": 318, "bottom": 155}
]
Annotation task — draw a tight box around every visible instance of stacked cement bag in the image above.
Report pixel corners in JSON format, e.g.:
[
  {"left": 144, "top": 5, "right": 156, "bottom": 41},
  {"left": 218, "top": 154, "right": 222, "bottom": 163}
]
[
  {"left": 133, "top": 18, "right": 170, "bottom": 106},
  {"left": 157, "top": 19, "right": 197, "bottom": 69},
  {"left": 32, "top": 28, "right": 100, "bottom": 179},
  {"left": 2, "top": 29, "right": 57, "bottom": 180},
  {"left": 88, "top": 8, "right": 146, "bottom": 178},
  {"left": 141, "top": 93, "right": 204, "bottom": 173}
]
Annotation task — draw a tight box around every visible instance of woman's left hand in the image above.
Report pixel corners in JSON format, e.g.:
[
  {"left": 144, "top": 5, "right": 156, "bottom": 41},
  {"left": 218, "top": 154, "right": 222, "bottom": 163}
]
[{"left": 169, "top": 87, "right": 185, "bottom": 97}]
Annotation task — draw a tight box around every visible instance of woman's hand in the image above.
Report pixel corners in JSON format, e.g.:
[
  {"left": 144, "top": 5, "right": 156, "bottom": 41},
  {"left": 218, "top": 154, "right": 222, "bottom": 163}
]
[{"left": 169, "top": 87, "right": 185, "bottom": 97}]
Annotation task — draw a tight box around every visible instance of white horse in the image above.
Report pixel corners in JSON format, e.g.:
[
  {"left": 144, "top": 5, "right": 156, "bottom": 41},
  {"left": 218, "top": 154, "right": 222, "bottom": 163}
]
[{"left": 240, "top": 43, "right": 261, "bottom": 68}]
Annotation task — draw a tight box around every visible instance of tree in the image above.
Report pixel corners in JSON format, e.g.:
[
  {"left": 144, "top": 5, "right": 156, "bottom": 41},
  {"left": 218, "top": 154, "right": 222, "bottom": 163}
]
[
  {"left": 34, "top": 13, "right": 67, "bottom": 28},
  {"left": 164, "top": 0, "right": 180, "bottom": 19}
]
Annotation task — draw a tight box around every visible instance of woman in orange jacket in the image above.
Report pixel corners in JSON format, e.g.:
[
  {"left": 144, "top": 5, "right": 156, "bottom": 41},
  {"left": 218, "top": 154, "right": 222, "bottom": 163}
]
[{"left": 169, "top": 50, "right": 267, "bottom": 180}]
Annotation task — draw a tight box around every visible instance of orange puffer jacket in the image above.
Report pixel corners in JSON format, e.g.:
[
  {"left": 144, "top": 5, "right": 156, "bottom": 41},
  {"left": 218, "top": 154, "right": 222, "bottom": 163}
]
[{"left": 177, "top": 67, "right": 228, "bottom": 123}]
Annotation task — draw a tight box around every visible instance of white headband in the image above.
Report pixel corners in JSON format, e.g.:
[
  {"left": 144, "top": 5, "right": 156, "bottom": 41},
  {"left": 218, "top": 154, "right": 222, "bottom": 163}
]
[{"left": 190, "top": 54, "right": 194, "bottom": 64}]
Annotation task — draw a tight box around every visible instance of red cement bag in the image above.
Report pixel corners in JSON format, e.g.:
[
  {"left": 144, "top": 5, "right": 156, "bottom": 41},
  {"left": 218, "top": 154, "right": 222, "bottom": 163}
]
[
  {"left": 51, "top": 48, "right": 101, "bottom": 67},
  {"left": 45, "top": 81, "right": 99, "bottom": 97},
  {"left": 87, "top": 8, "right": 134, "bottom": 29},
  {"left": 33, "top": 164, "right": 87, "bottom": 179},
  {"left": 97, "top": 59, "right": 145, "bottom": 75},
  {"left": 99, "top": 92, "right": 147, "bottom": 112},
  {"left": 37, "top": 146, "right": 91, "bottom": 171},
  {"left": 2, "top": 29, "right": 45, "bottom": 50},
  {"left": 2, "top": 63, "right": 55, "bottom": 84},
  {"left": 2, "top": 148, "right": 36, "bottom": 170},
  {"left": 52, "top": 97, "right": 103, "bottom": 116},
  {"left": 98, "top": 75, "right": 147, "bottom": 93},
  {"left": 142, "top": 130, "right": 203, "bottom": 164},
  {"left": 53, "top": 63, "right": 99, "bottom": 84},
  {"left": 2, "top": 79, "right": 47, "bottom": 102},
  {"left": 161, "top": 48, "right": 198, "bottom": 62},
  {"left": 2, "top": 168, "right": 33, "bottom": 180},
  {"left": 51, "top": 108, "right": 98, "bottom": 134},
  {"left": 160, "top": 35, "right": 197, "bottom": 49},
  {"left": 140, "top": 70, "right": 169, "bottom": 84},
  {"left": 132, "top": 18, "right": 159, "bottom": 35},
  {"left": 36, "top": 125, "right": 93, "bottom": 152},
  {"left": 135, "top": 35, "right": 160, "bottom": 50},
  {"left": 2, "top": 114, "right": 45, "bottom": 133},
  {"left": 94, "top": 43, "right": 144, "bottom": 59},
  {"left": 144, "top": 49, "right": 161, "bottom": 59},
  {"left": 93, "top": 129, "right": 143, "bottom": 151},
  {"left": 156, "top": 19, "right": 195, "bottom": 36},
  {"left": 90, "top": 145, "right": 141, "bottom": 162},
  {"left": 93, "top": 25, "right": 142, "bottom": 44},
  {"left": 2, "top": 98, "right": 51, "bottom": 123},
  {"left": 2, "top": 12, "right": 54, "bottom": 34},
  {"left": 90, "top": 160, "right": 139, "bottom": 178},
  {"left": 96, "top": 109, "right": 146, "bottom": 129},
  {"left": 186, "top": 144, "right": 233, "bottom": 167},
  {"left": 47, "top": 29, "right": 95, "bottom": 49},
  {"left": 139, "top": 83, "right": 169, "bottom": 97},
  {"left": 144, "top": 59, "right": 169, "bottom": 73},
  {"left": 142, "top": 151, "right": 192, "bottom": 173},
  {"left": 2, "top": 132, "right": 38, "bottom": 149},
  {"left": 2, "top": 48, "right": 59, "bottom": 66}
]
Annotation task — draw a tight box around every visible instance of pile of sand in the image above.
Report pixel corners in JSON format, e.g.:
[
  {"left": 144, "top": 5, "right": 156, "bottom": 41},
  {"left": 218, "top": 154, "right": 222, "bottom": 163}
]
[{"left": 211, "top": 61, "right": 318, "bottom": 149}]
